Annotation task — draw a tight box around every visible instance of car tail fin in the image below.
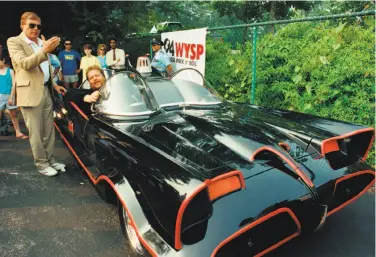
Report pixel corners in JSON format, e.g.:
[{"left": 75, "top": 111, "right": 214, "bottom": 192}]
[
  {"left": 313, "top": 128, "right": 374, "bottom": 170},
  {"left": 250, "top": 146, "right": 314, "bottom": 188}
]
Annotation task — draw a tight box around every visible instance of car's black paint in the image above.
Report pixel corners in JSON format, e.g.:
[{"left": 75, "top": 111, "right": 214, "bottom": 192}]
[{"left": 54, "top": 69, "right": 375, "bottom": 257}]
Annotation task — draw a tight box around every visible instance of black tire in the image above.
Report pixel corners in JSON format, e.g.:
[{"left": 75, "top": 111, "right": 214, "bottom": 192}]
[{"left": 118, "top": 199, "right": 146, "bottom": 257}]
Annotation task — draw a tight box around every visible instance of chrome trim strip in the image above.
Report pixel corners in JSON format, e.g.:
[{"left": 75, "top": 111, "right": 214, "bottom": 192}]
[
  {"left": 160, "top": 101, "right": 222, "bottom": 107},
  {"left": 99, "top": 110, "right": 154, "bottom": 116},
  {"left": 98, "top": 102, "right": 220, "bottom": 117}
]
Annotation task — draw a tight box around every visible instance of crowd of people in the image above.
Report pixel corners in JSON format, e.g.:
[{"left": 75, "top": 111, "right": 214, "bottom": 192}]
[
  {"left": 0, "top": 11, "right": 174, "bottom": 177},
  {"left": 0, "top": 34, "right": 133, "bottom": 136},
  {"left": 49, "top": 37, "right": 126, "bottom": 89}
]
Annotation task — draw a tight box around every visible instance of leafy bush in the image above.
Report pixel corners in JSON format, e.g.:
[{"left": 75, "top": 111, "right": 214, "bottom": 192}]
[{"left": 206, "top": 16, "right": 375, "bottom": 165}]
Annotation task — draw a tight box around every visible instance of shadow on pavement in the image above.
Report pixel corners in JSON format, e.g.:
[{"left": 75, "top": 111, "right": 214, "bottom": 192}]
[{"left": 0, "top": 124, "right": 128, "bottom": 257}]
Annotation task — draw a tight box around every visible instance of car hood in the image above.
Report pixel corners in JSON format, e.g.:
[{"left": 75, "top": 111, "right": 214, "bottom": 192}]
[{"left": 138, "top": 102, "right": 317, "bottom": 180}]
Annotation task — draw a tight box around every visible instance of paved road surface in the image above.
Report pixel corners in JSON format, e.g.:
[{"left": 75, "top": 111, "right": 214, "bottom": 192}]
[{"left": 0, "top": 129, "right": 374, "bottom": 257}]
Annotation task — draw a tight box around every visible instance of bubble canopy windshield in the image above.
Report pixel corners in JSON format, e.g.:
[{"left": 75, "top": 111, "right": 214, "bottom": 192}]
[
  {"left": 150, "top": 68, "right": 222, "bottom": 108},
  {"left": 94, "top": 69, "right": 222, "bottom": 118}
]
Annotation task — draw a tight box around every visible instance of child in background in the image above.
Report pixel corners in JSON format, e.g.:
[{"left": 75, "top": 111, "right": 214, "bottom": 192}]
[{"left": 0, "top": 53, "right": 27, "bottom": 138}]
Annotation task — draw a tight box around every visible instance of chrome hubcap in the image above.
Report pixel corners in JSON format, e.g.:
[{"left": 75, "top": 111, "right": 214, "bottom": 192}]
[{"left": 123, "top": 207, "right": 143, "bottom": 254}]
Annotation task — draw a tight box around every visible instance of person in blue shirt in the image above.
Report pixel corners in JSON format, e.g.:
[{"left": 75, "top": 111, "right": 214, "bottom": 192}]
[
  {"left": 49, "top": 53, "right": 62, "bottom": 85},
  {"left": 150, "top": 39, "right": 172, "bottom": 76},
  {"left": 0, "top": 53, "right": 27, "bottom": 138},
  {"left": 58, "top": 39, "right": 81, "bottom": 88}
]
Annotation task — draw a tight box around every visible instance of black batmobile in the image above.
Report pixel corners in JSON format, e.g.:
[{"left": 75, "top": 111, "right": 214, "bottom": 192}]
[{"left": 54, "top": 68, "right": 375, "bottom": 257}]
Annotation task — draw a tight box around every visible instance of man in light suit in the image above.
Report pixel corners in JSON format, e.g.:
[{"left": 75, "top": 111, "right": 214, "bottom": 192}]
[{"left": 7, "top": 12, "right": 67, "bottom": 176}]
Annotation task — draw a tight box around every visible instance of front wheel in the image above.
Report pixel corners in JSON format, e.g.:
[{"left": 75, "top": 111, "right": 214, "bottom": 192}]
[{"left": 118, "top": 200, "right": 145, "bottom": 256}]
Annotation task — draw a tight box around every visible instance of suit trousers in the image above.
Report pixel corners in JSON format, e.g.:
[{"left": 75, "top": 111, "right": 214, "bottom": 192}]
[{"left": 21, "top": 86, "right": 56, "bottom": 170}]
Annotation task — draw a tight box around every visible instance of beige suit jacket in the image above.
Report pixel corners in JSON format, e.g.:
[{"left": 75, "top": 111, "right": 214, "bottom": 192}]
[{"left": 7, "top": 32, "right": 55, "bottom": 107}]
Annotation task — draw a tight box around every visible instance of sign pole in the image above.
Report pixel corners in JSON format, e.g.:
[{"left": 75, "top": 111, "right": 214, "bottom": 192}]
[{"left": 251, "top": 26, "right": 258, "bottom": 104}]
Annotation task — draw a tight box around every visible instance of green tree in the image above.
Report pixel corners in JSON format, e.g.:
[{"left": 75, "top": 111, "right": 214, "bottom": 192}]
[
  {"left": 66, "top": 2, "right": 157, "bottom": 46},
  {"left": 212, "top": 1, "right": 314, "bottom": 22},
  {"left": 312, "top": 0, "right": 375, "bottom": 15},
  {"left": 211, "top": 1, "right": 313, "bottom": 38},
  {"left": 150, "top": 1, "right": 243, "bottom": 28}
]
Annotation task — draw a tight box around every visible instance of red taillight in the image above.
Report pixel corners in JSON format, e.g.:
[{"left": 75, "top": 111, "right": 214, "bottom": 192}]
[
  {"left": 321, "top": 139, "right": 340, "bottom": 155},
  {"left": 68, "top": 120, "right": 74, "bottom": 134},
  {"left": 208, "top": 176, "right": 242, "bottom": 201}
]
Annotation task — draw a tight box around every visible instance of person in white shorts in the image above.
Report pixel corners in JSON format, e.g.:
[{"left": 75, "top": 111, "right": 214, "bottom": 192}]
[{"left": 58, "top": 39, "right": 81, "bottom": 88}]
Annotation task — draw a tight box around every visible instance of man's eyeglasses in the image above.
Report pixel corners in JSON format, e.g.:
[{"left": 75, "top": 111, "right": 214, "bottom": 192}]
[
  {"left": 28, "top": 23, "right": 42, "bottom": 30},
  {"left": 65, "top": 43, "right": 72, "bottom": 46}
]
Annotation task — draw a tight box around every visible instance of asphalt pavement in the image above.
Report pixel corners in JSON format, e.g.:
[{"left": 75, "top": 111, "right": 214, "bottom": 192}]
[{"left": 0, "top": 125, "right": 375, "bottom": 257}]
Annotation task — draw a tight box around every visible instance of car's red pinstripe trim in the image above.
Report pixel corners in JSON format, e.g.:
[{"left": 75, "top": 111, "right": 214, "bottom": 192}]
[
  {"left": 69, "top": 101, "right": 89, "bottom": 121},
  {"left": 211, "top": 207, "right": 301, "bottom": 257},
  {"left": 327, "top": 170, "right": 375, "bottom": 217},
  {"left": 250, "top": 146, "right": 314, "bottom": 188},
  {"left": 278, "top": 142, "right": 291, "bottom": 152},
  {"left": 54, "top": 123, "right": 158, "bottom": 257},
  {"left": 175, "top": 170, "right": 245, "bottom": 250}
]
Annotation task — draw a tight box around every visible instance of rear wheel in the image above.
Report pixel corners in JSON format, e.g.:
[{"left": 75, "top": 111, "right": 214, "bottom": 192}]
[{"left": 118, "top": 200, "right": 145, "bottom": 256}]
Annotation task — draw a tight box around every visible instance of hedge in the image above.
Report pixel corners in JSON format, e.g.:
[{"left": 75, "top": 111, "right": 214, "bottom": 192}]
[{"left": 205, "top": 16, "right": 375, "bottom": 165}]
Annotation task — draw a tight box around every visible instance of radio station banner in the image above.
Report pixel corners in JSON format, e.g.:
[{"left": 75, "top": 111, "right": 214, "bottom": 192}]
[{"left": 161, "top": 28, "right": 207, "bottom": 76}]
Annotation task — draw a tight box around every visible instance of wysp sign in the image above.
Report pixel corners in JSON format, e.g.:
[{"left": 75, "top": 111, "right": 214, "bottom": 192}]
[{"left": 161, "top": 28, "right": 207, "bottom": 75}]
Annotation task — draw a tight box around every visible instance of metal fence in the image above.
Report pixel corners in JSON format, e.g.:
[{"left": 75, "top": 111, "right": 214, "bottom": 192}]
[{"left": 207, "top": 10, "right": 375, "bottom": 104}]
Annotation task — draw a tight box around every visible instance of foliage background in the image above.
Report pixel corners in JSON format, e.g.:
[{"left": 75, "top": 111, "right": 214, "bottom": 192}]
[{"left": 205, "top": 15, "right": 375, "bottom": 165}]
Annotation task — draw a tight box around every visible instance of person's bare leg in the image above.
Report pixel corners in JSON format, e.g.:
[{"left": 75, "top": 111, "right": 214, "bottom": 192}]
[
  {"left": 64, "top": 82, "right": 70, "bottom": 89},
  {"left": 0, "top": 110, "right": 6, "bottom": 135},
  {"left": 72, "top": 82, "right": 78, "bottom": 88},
  {"left": 8, "top": 109, "right": 24, "bottom": 137}
]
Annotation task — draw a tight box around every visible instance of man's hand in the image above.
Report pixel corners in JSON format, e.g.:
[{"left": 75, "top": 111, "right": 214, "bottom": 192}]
[
  {"left": 41, "top": 35, "right": 60, "bottom": 55},
  {"left": 84, "top": 91, "right": 100, "bottom": 103},
  {"left": 7, "top": 95, "right": 14, "bottom": 106},
  {"left": 166, "top": 64, "right": 173, "bottom": 77},
  {"left": 76, "top": 69, "right": 81, "bottom": 74},
  {"left": 54, "top": 85, "right": 67, "bottom": 94}
]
